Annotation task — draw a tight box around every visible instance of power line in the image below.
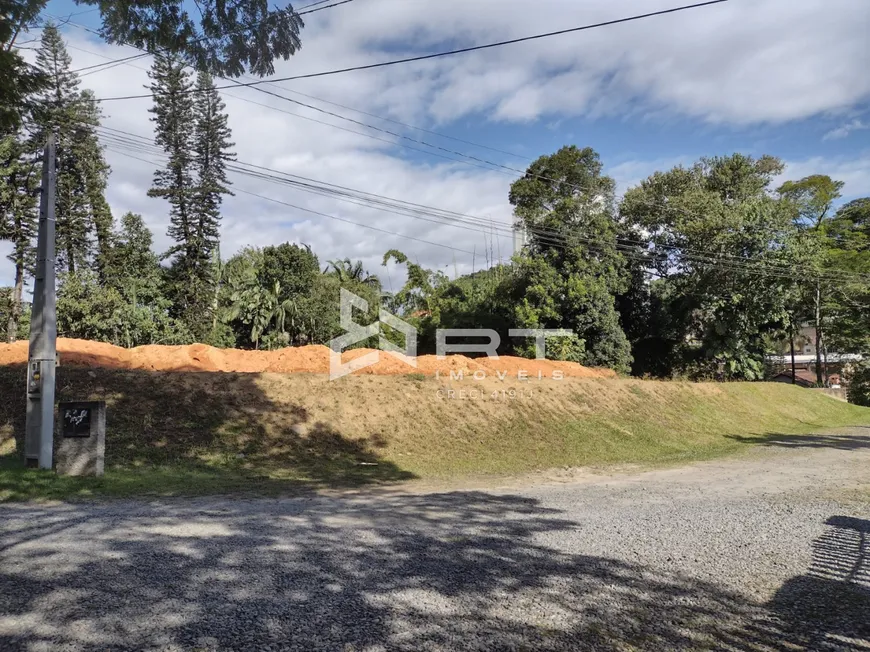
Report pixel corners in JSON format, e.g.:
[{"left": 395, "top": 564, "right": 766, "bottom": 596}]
[
  {"left": 79, "top": 1, "right": 731, "bottom": 103},
  {"left": 90, "top": 122, "right": 870, "bottom": 283},
  {"left": 56, "top": 23, "right": 536, "bottom": 176},
  {"left": 63, "top": 17, "right": 533, "bottom": 163},
  {"left": 240, "top": 81, "right": 532, "bottom": 161},
  {"left": 298, "top": 0, "right": 357, "bottom": 15},
  {"left": 54, "top": 4, "right": 798, "bottom": 246},
  {"left": 102, "top": 143, "right": 480, "bottom": 256},
  {"left": 92, "top": 125, "right": 870, "bottom": 285},
  {"left": 55, "top": 8, "right": 785, "bottom": 223},
  {"left": 46, "top": 0, "right": 836, "bottom": 270}
]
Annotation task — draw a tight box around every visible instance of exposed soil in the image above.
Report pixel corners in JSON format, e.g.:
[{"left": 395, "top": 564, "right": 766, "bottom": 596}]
[{"left": 0, "top": 338, "right": 616, "bottom": 378}]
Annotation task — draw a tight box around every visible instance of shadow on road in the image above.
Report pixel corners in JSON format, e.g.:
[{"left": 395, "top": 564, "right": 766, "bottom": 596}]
[
  {"left": 0, "top": 493, "right": 867, "bottom": 650},
  {"left": 727, "top": 430, "right": 870, "bottom": 450}
]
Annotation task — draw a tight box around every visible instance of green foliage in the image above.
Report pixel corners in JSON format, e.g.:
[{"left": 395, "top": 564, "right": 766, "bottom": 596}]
[
  {"left": 325, "top": 258, "right": 380, "bottom": 290},
  {"left": 218, "top": 245, "right": 383, "bottom": 350},
  {"left": 192, "top": 69, "right": 234, "bottom": 267},
  {"left": 847, "top": 364, "right": 870, "bottom": 407},
  {"left": 91, "top": 0, "right": 304, "bottom": 77},
  {"left": 0, "top": 134, "right": 38, "bottom": 341},
  {"left": 149, "top": 56, "right": 234, "bottom": 340},
  {"left": 262, "top": 242, "right": 319, "bottom": 300},
  {"left": 620, "top": 154, "right": 800, "bottom": 380},
  {"left": 508, "top": 146, "right": 632, "bottom": 373},
  {"left": 0, "top": 287, "right": 30, "bottom": 341},
  {"left": 57, "top": 271, "right": 190, "bottom": 346},
  {"left": 778, "top": 174, "right": 845, "bottom": 228},
  {"left": 0, "top": 0, "right": 46, "bottom": 135},
  {"left": 30, "top": 24, "right": 112, "bottom": 275},
  {"left": 824, "top": 198, "right": 870, "bottom": 355},
  {"left": 382, "top": 250, "right": 447, "bottom": 310}
]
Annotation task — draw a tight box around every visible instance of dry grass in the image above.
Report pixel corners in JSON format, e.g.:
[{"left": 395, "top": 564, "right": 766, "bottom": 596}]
[{"left": 1, "top": 366, "right": 869, "bottom": 500}]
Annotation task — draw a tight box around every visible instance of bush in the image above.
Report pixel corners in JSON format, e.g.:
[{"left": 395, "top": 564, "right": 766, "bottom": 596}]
[{"left": 847, "top": 364, "right": 870, "bottom": 407}]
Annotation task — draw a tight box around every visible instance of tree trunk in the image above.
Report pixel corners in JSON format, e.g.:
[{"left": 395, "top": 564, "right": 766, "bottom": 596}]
[
  {"left": 814, "top": 280, "right": 823, "bottom": 386},
  {"left": 822, "top": 337, "right": 830, "bottom": 387},
  {"left": 790, "top": 333, "right": 796, "bottom": 385}
]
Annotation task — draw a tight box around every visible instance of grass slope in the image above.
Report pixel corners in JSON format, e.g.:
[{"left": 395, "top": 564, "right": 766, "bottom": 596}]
[{"left": 1, "top": 366, "right": 869, "bottom": 501}]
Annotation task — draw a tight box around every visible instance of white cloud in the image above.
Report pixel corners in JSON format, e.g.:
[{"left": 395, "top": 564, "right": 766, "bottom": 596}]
[
  {"left": 823, "top": 119, "right": 869, "bottom": 141},
  {"left": 287, "top": 0, "right": 870, "bottom": 126},
  {"left": 3, "top": 0, "right": 868, "bottom": 289}
]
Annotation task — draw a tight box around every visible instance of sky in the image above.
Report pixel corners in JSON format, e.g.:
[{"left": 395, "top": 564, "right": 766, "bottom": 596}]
[{"left": 3, "top": 0, "right": 869, "bottom": 292}]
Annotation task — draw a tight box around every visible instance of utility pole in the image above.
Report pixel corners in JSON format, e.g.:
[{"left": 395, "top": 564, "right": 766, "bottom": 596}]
[{"left": 24, "top": 136, "right": 57, "bottom": 470}]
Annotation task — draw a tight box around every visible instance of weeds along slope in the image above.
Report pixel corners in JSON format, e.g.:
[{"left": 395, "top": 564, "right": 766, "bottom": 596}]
[{"left": 2, "top": 367, "right": 869, "bottom": 484}]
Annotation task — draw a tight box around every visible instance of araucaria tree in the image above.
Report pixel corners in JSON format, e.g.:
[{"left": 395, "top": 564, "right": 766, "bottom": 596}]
[
  {"left": 30, "top": 23, "right": 112, "bottom": 275},
  {"left": 149, "top": 57, "right": 234, "bottom": 340},
  {"left": 0, "top": 135, "right": 38, "bottom": 341},
  {"left": 192, "top": 70, "right": 234, "bottom": 283}
]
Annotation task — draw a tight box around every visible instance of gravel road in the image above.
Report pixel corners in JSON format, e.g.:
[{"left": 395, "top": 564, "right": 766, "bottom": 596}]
[{"left": 1, "top": 428, "right": 869, "bottom": 651}]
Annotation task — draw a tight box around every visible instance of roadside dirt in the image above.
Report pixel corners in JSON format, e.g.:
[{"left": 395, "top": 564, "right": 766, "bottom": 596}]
[{"left": 0, "top": 338, "right": 616, "bottom": 378}]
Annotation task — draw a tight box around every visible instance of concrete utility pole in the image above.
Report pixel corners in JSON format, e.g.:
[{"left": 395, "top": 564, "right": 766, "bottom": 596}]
[{"left": 24, "top": 135, "right": 57, "bottom": 470}]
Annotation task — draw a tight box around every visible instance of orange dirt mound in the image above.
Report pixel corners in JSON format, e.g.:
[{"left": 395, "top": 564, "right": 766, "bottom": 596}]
[{"left": 0, "top": 338, "right": 616, "bottom": 378}]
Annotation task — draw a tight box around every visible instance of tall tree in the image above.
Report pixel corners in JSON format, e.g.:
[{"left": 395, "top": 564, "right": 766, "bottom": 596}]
[
  {"left": 0, "top": 134, "right": 38, "bottom": 341},
  {"left": 191, "top": 70, "right": 234, "bottom": 279},
  {"left": 824, "top": 198, "right": 870, "bottom": 356},
  {"left": 778, "top": 174, "right": 844, "bottom": 384},
  {"left": 30, "top": 23, "right": 111, "bottom": 275},
  {"left": 261, "top": 242, "right": 319, "bottom": 301},
  {"left": 509, "top": 146, "right": 631, "bottom": 371},
  {"left": 104, "top": 212, "right": 163, "bottom": 300},
  {"left": 148, "top": 54, "right": 208, "bottom": 336}
]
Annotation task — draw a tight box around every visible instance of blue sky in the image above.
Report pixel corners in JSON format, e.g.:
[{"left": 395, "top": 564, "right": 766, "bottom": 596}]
[{"left": 3, "top": 0, "right": 869, "bottom": 288}]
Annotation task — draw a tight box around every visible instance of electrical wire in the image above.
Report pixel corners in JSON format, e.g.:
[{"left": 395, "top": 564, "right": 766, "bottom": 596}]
[
  {"left": 71, "top": 2, "right": 731, "bottom": 103},
  {"left": 92, "top": 127, "right": 870, "bottom": 285},
  {"left": 53, "top": 7, "right": 835, "bottom": 270}
]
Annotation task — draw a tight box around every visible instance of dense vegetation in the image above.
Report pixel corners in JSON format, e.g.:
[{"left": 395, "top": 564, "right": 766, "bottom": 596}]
[{"left": 1, "top": 24, "right": 868, "bottom": 382}]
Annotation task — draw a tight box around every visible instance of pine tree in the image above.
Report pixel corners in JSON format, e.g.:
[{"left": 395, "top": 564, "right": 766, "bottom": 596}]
[
  {"left": 148, "top": 53, "right": 196, "bottom": 257},
  {"left": 149, "top": 61, "right": 235, "bottom": 340},
  {"left": 78, "top": 91, "right": 114, "bottom": 280},
  {"left": 148, "top": 55, "right": 225, "bottom": 339},
  {"left": 30, "top": 23, "right": 112, "bottom": 275},
  {"left": 192, "top": 70, "right": 234, "bottom": 272},
  {"left": 0, "top": 134, "right": 38, "bottom": 342}
]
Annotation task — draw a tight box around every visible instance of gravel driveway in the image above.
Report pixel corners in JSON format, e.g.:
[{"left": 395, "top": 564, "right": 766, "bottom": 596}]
[{"left": 1, "top": 428, "right": 869, "bottom": 651}]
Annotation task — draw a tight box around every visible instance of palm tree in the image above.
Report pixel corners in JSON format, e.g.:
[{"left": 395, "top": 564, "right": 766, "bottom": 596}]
[
  {"left": 269, "top": 281, "right": 297, "bottom": 336},
  {"left": 326, "top": 258, "right": 380, "bottom": 287}
]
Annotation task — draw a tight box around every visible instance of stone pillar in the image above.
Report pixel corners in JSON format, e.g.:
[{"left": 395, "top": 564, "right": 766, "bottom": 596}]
[{"left": 56, "top": 401, "right": 106, "bottom": 476}]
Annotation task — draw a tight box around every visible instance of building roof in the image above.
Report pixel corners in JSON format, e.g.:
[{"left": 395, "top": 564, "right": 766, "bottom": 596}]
[{"left": 766, "top": 353, "right": 864, "bottom": 364}]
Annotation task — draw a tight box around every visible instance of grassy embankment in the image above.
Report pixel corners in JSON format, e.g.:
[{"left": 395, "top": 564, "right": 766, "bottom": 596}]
[{"left": 1, "top": 365, "right": 869, "bottom": 501}]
